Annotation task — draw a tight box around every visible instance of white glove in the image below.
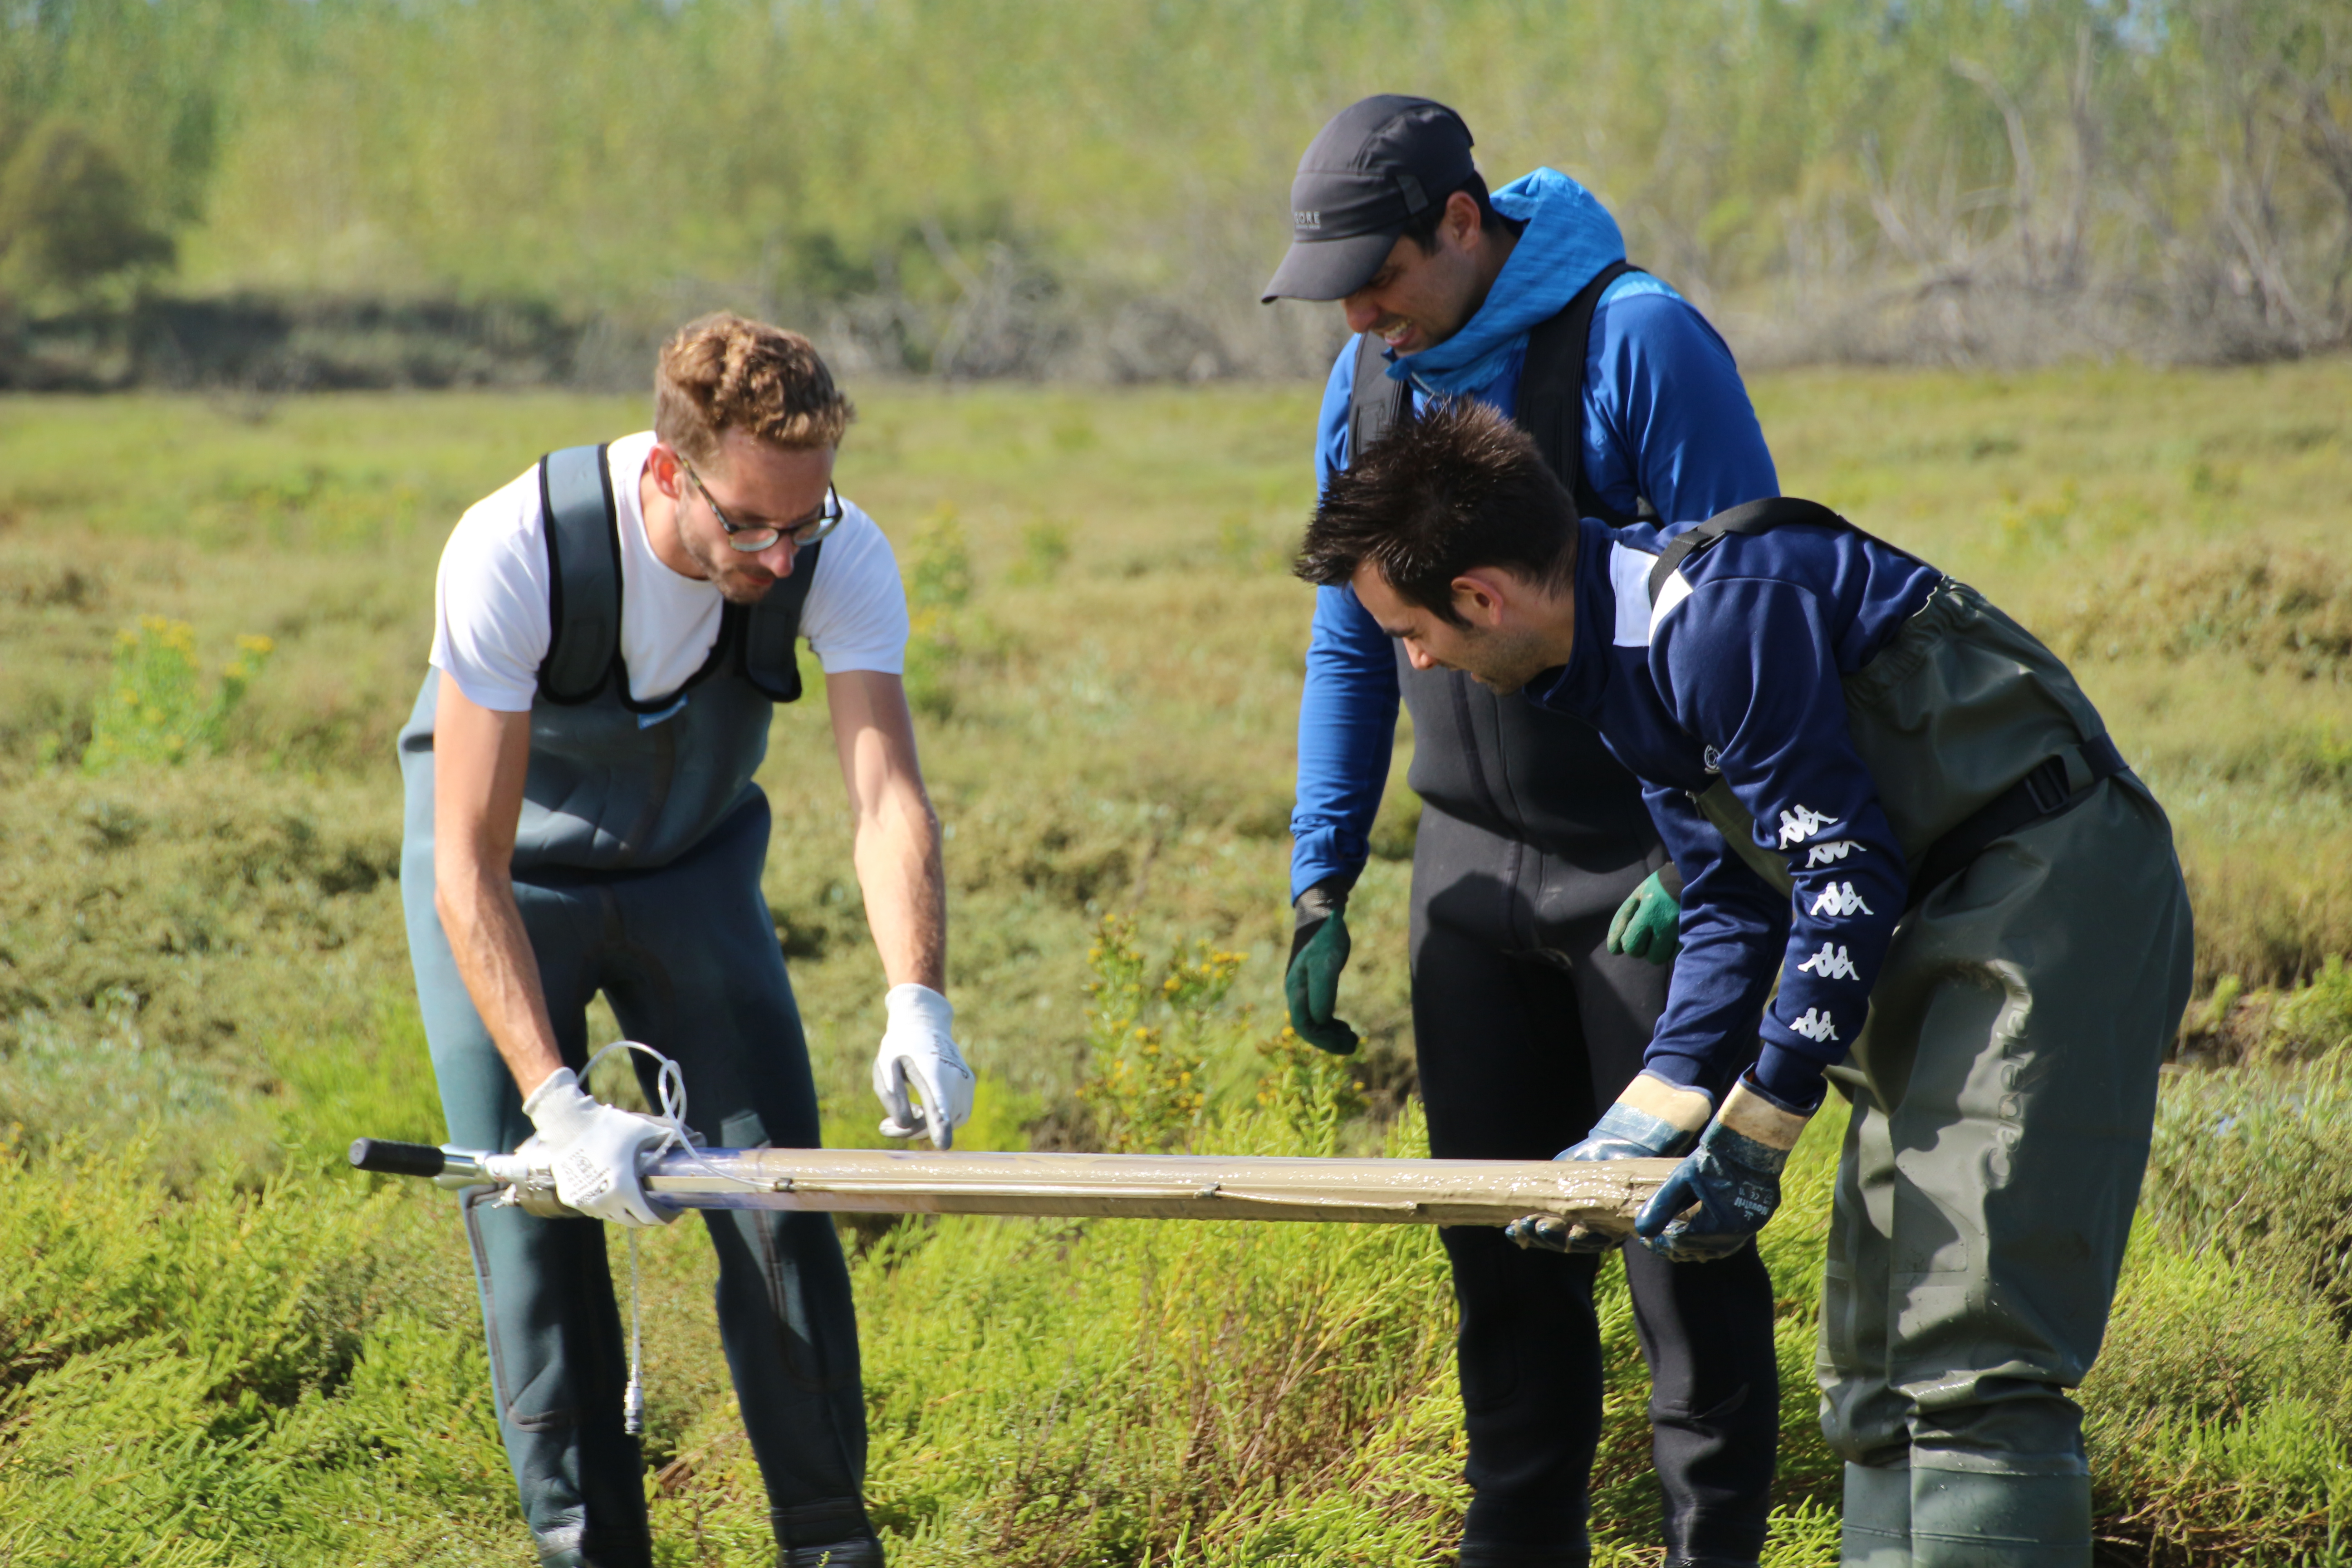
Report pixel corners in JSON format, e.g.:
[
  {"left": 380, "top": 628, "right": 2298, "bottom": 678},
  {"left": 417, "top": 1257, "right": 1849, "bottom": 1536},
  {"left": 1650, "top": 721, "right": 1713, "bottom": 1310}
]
[
  {"left": 522, "top": 1066, "right": 677, "bottom": 1227},
  {"left": 872, "top": 984, "right": 975, "bottom": 1149}
]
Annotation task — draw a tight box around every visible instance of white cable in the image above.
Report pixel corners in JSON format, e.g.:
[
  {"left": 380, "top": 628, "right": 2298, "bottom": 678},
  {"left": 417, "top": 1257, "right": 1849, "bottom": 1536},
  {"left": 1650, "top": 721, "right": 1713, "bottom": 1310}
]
[
  {"left": 578, "top": 1038, "right": 773, "bottom": 1194},
  {"left": 577, "top": 1037, "right": 774, "bottom": 1445},
  {"left": 624, "top": 1228, "right": 645, "bottom": 1437}
]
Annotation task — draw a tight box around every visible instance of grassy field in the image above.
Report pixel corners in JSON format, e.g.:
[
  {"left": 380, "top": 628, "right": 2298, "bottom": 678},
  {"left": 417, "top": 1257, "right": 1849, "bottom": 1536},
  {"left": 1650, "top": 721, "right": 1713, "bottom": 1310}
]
[{"left": 1, "top": 364, "right": 2350, "bottom": 1563}]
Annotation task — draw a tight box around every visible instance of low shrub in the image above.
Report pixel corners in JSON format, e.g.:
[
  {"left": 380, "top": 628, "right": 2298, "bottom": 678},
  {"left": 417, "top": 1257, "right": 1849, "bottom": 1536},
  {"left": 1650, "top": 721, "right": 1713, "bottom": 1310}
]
[
  {"left": 0, "top": 1140, "right": 514, "bottom": 1567},
  {"left": 79, "top": 615, "right": 274, "bottom": 774},
  {"left": 2048, "top": 545, "right": 2352, "bottom": 682},
  {"left": 2094, "top": 1056, "right": 2352, "bottom": 1563},
  {"left": 4, "top": 1024, "right": 2349, "bottom": 1563}
]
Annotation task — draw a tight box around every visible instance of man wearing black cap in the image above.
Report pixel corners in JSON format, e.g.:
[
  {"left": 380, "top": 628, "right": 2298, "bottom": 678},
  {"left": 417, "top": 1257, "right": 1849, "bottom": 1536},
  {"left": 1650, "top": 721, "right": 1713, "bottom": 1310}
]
[{"left": 1267, "top": 96, "right": 1783, "bottom": 1568}]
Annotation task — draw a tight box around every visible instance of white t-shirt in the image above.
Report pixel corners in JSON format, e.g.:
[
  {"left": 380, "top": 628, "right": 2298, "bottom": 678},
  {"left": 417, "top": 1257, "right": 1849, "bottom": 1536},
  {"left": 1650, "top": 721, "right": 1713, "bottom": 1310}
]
[{"left": 430, "top": 431, "right": 909, "bottom": 711}]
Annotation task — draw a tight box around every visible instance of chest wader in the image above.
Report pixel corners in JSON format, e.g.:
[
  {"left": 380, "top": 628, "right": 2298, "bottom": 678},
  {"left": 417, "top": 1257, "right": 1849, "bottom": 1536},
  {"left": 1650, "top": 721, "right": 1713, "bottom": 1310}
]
[
  {"left": 1355, "top": 272, "right": 1781, "bottom": 1568},
  {"left": 397, "top": 446, "right": 879, "bottom": 1568},
  {"left": 1652, "top": 500, "right": 2195, "bottom": 1568}
]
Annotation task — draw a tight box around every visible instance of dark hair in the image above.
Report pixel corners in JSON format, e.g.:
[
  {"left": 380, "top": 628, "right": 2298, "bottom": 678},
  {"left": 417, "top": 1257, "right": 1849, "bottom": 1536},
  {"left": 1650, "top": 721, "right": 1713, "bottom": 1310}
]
[
  {"left": 1294, "top": 400, "right": 1578, "bottom": 626},
  {"left": 1400, "top": 172, "right": 1521, "bottom": 255}
]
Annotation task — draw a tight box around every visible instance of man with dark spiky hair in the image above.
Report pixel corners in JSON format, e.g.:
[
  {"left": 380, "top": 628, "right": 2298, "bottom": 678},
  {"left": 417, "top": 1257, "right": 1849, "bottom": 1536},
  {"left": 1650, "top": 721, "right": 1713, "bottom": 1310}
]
[{"left": 1298, "top": 398, "right": 2193, "bottom": 1568}]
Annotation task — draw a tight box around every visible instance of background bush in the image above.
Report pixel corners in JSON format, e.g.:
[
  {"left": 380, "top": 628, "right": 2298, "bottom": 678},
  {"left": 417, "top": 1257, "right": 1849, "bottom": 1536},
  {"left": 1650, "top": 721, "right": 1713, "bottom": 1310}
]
[{"left": 8, "top": 0, "right": 2352, "bottom": 382}]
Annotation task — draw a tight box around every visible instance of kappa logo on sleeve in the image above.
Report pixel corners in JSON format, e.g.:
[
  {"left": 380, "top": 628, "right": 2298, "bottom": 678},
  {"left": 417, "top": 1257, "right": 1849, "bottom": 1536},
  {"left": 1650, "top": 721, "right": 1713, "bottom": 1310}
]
[
  {"left": 1805, "top": 839, "right": 1866, "bottom": 867},
  {"left": 1808, "top": 882, "right": 1875, "bottom": 919},
  {"left": 1789, "top": 1008, "right": 1840, "bottom": 1044},
  {"left": 1777, "top": 804, "right": 1837, "bottom": 848},
  {"left": 1797, "top": 942, "right": 1861, "bottom": 981}
]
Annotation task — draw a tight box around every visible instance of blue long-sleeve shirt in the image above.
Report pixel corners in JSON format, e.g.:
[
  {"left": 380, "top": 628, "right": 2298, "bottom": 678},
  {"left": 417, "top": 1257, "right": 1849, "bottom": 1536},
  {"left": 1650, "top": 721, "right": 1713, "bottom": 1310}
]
[
  {"left": 1528, "top": 516, "right": 1945, "bottom": 1100},
  {"left": 1290, "top": 266, "right": 1779, "bottom": 898}
]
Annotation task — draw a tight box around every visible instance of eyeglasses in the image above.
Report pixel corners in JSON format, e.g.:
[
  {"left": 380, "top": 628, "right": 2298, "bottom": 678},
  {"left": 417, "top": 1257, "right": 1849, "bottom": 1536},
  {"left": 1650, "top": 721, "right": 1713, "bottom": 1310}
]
[{"left": 677, "top": 459, "right": 844, "bottom": 552}]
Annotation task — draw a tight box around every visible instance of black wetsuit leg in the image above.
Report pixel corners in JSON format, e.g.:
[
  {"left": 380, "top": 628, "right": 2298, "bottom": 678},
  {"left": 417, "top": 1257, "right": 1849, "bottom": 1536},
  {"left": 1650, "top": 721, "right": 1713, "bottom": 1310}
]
[{"left": 1410, "top": 807, "right": 1779, "bottom": 1566}]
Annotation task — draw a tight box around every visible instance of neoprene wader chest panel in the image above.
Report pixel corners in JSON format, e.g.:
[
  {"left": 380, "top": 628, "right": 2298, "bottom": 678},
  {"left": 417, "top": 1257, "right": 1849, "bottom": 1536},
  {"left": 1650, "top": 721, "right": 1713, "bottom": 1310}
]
[
  {"left": 1655, "top": 500, "right": 2121, "bottom": 902},
  {"left": 397, "top": 443, "right": 823, "bottom": 874},
  {"left": 1348, "top": 261, "right": 1656, "bottom": 865}
]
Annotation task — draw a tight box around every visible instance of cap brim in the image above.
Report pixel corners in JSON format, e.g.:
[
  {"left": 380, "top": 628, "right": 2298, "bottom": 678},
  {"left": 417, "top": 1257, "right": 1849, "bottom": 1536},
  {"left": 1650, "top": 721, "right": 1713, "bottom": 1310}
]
[{"left": 1260, "top": 228, "right": 1401, "bottom": 304}]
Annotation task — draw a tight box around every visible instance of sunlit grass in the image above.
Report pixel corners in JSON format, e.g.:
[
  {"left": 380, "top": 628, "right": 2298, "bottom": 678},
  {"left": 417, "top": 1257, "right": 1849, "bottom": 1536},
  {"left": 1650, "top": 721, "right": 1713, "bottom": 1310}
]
[{"left": 1, "top": 363, "right": 2350, "bottom": 1561}]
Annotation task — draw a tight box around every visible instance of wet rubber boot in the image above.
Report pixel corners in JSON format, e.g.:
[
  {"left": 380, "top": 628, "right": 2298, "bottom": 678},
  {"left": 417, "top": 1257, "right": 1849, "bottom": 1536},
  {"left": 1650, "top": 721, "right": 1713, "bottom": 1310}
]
[
  {"left": 1909, "top": 1468, "right": 2090, "bottom": 1568},
  {"left": 1841, "top": 1461, "right": 1911, "bottom": 1568}
]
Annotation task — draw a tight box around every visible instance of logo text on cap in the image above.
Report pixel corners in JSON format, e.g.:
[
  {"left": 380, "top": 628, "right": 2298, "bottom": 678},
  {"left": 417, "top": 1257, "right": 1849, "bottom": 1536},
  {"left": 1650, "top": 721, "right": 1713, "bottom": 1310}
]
[{"left": 1294, "top": 210, "right": 1321, "bottom": 229}]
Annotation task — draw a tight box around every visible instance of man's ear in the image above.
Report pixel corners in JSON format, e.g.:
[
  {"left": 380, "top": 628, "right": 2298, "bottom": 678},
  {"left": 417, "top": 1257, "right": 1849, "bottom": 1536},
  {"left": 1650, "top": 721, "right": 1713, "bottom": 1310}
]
[
  {"left": 1449, "top": 570, "right": 1511, "bottom": 628},
  {"left": 1443, "top": 188, "right": 1482, "bottom": 251},
  {"left": 646, "top": 443, "right": 686, "bottom": 499}
]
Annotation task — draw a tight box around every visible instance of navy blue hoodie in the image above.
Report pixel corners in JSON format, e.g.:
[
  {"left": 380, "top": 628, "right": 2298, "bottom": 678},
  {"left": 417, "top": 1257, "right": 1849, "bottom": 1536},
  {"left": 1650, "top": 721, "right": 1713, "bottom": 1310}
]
[{"left": 1528, "top": 515, "right": 1945, "bottom": 1102}]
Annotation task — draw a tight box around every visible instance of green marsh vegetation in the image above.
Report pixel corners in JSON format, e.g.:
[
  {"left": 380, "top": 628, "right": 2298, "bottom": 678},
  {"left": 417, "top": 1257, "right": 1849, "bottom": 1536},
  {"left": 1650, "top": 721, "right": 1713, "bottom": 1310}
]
[{"left": 3, "top": 364, "right": 2352, "bottom": 1562}]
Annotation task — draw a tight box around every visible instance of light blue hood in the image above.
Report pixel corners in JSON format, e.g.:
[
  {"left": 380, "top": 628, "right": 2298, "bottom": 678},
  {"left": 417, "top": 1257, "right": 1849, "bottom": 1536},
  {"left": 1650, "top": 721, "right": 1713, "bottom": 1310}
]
[{"left": 1392, "top": 167, "right": 1677, "bottom": 397}]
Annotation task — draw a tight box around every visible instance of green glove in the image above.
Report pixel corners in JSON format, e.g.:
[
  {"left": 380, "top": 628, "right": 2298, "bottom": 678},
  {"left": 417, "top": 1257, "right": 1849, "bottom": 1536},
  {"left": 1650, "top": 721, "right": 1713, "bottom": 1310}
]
[
  {"left": 1284, "top": 882, "right": 1358, "bottom": 1056},
  {"left": 1606, "top": 869, "right": 1682, "bottom": 965}
]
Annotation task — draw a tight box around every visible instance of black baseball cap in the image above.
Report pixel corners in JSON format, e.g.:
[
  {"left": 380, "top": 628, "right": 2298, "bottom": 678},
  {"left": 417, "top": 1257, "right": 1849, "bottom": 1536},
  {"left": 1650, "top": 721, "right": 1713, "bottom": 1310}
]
[{"left": 1260, "top": 95, "right": 1479, "bottom": 304}]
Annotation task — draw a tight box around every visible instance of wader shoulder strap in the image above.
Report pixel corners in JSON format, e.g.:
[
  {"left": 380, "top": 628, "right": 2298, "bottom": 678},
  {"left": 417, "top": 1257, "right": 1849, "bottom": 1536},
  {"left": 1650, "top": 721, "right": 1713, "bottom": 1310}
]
[
  {"left": 1347, "top": 332, "right": 1411, "bottom": 467},
  {"left": 537, "top": 444, "right": 623, "bottom": 704},
  {"left": 1648, "top": 492, "right": 2133, "bottom": 907},
  {"left": 1519, "top": 258, "right": 1646, "bottom": 524},
  {"left": 1644, "top": 496, "right": 1856, "bottom": 604},
  {"left": 1344, "top": 260, "right": 1655, "bottom": 529},
  {"left": 732, "top": 539, "right": 823, "bottom": 704}
]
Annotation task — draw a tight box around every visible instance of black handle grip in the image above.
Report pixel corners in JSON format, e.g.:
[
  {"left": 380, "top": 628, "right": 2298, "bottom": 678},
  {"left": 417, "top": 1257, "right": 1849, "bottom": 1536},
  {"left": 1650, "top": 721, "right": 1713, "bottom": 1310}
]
[{"left": 349, "top": 1138, "right": 446, "bottom": 1178}]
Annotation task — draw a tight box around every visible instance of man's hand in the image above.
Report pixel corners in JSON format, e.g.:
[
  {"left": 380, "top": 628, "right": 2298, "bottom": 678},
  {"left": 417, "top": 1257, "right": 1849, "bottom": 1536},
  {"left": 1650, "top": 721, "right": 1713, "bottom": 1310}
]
[
  {"left": 1284, "top": 881, "right": 1358, "bottom": 1055},
  {"left": 873, "top": 983, "right": 974, "bottom": 1148},
  {"left": 523, "top": 1066, "right": 677, "bottom": 1227},
  {"left": 1636, "top": 1076, "right": 1814, "bottom": 1262},
  {"left": 1505, "top": 1072, "right": 1714, "bottom": 1254},
  {"left": 1606, "top": 869, "right": 1682, "bottom": 965}
]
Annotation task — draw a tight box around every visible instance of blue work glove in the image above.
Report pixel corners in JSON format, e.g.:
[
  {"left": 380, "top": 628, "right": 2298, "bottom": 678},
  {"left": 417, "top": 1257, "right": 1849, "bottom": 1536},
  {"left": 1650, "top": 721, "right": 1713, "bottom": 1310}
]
[
  {"left": 1504, "top": 1072, "right": 1715, "bottom": 1254},
  {"left": 1636, "top": 1075, "right": 1816, "bottom": 1262},
  {"left": 1606, "top": 869, "right": 1682, "bottom": 965},
  {"left": 1284, "top": 881, "right": 1358, "bottom": 1056}
]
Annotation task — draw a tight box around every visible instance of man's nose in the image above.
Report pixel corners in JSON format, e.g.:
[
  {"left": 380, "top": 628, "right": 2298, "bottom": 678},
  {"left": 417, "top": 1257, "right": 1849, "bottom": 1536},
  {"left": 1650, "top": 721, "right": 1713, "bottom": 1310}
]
[
  {"left": 1342, "top": 289, "right": 1381, "bottom": 335},
  {"left": 757, "top": 537, "right": 800, "bottom": 578},
  {"left": 1404, "top": 641, "right": 1438, "bottom": 671}
]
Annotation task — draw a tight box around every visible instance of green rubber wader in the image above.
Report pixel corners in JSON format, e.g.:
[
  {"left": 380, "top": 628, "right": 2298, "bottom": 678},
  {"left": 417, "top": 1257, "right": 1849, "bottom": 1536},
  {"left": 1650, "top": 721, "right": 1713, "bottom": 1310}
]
[
  {"left": 398, "top": 669, "right": 876, "bottom": 1565},
  {"left": 1842, "top": 1461, "right": 1913, "bottom": 1568},
  {"left": 1690, "top": 581, "right": 2117, "bottom": 889},
  {"left": 1687, "top": 583, "right": 2193, "bottom": 1564}
]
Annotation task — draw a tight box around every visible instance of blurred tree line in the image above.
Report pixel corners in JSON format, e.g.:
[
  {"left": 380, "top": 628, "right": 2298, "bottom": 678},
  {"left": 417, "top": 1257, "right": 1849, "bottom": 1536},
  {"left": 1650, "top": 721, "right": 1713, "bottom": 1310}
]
[{"left": 3, "top": 0, "right": 2350, "bottom": 384}]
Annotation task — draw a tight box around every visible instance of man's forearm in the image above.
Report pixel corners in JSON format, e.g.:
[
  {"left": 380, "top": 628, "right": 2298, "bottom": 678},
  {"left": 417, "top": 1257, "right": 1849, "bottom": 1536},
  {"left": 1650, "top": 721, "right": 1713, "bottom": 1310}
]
[
  {"left": 1291, "top": 583, "right": 1401, "bottom": 900},
  {"left": 852, "top": 788, "right": 946, "bottom": 992},
  {"left": 435, "top": 858, "right": 566, "bottom": 1098}
]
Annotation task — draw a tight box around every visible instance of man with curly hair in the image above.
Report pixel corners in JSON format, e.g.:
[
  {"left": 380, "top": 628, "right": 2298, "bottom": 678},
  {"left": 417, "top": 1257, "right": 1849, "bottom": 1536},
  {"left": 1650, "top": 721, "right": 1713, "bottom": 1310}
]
[{"left": 398, "top": 313, "right": 961, "bottom": 1568}]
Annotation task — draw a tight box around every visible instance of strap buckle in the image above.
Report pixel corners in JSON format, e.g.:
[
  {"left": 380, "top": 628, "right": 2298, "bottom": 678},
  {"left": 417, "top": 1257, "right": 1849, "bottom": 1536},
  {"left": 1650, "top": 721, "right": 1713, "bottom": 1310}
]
[{"left": 2022, "top": 755, "right": 2073, "bottom": 814}]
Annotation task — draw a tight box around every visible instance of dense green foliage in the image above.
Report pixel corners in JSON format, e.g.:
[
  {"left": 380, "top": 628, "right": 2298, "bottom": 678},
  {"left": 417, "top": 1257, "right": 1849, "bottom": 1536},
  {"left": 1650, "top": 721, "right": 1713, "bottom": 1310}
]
[
  {"left": 5, "top": 0, "right": 2352, "bottom": 374},
  {"left": 1, "top": 955, "right": 2344, "bottom": 1565},
  {"left": 1, "top": 369, "right": 2350, "bottom": 1560}
]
